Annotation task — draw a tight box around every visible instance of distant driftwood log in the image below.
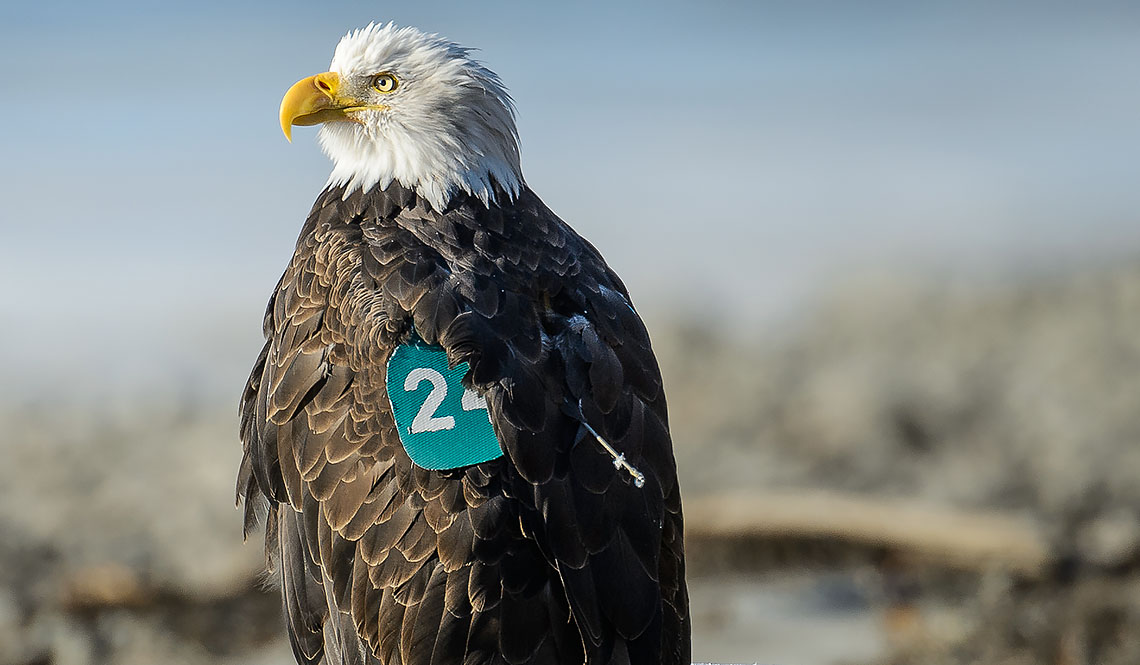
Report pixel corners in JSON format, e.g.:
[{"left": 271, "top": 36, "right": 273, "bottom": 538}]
[{"left": 685, "top": 490, "right": 1051, "bottom": 578}]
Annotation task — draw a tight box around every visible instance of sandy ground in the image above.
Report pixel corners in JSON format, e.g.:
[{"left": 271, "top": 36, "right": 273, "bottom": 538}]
[{"left": 2, "top": 261, "right": 1139, "bottom": 665}]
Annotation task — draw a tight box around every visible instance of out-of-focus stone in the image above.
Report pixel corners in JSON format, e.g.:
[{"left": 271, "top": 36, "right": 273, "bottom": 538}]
[
  {"left": 62, "top": 563, "right": 149, "bottom": 610},
  {"left": 1076, "top": 510, "right": 1140, "bottom": 570}
]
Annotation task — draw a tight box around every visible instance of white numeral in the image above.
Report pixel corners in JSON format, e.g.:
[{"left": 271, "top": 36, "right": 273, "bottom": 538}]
[
  {"left": 461, "top": 388, "right": 487, "bottom": 412},
  {"left": 404, "top": 368, "right": 455, "bottom": 433}
]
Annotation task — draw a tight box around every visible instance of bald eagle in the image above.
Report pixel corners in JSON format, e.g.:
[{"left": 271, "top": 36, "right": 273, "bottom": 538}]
[{"left": 237, "top": 23, "right": 690, "bottom": 665}]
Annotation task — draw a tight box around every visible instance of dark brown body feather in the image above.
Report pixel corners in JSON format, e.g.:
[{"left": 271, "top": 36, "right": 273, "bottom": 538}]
[{"left": 237, "top": 182, "right": 690, "bottom": 665}]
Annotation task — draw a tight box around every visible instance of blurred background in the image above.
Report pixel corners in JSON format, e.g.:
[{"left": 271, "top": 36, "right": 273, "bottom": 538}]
[{"left": 2, "top": 1, "right": 1139, "bottom": 663}]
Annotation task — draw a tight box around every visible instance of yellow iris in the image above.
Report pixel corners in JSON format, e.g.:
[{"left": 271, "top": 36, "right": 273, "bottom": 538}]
[{"left": 372, "top": 73, "right": 398, "bottom": 93}]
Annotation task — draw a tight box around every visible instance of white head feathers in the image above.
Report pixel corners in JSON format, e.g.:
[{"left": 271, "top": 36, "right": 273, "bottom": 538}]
[{"left": 318, "top": 23, "right": 523, "bottom": 210}]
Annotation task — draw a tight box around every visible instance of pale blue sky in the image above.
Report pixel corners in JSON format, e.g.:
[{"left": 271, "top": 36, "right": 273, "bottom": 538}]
[{"left": 2, "top": 1, "right": 1139, "bottom": 398}]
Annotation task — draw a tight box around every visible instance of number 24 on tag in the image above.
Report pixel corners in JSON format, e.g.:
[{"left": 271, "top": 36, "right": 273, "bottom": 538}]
[{"left": 403, "top": 367, "right": 487, "bottom": 434}]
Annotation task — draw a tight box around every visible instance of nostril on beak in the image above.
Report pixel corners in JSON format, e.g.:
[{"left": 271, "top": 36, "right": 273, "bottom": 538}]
[{"left": 316, "top": 79, "right": 331, "bottom": 92}]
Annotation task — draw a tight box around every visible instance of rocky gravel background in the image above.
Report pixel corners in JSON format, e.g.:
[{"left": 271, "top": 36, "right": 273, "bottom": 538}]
[{"left": 2, "top": 261, "right": 1138, "bottom": 665}]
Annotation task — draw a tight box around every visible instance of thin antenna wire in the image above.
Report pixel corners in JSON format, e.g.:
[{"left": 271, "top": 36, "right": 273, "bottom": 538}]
[{"left": 580, "top": 421, "right": 645, "bottom": 489}]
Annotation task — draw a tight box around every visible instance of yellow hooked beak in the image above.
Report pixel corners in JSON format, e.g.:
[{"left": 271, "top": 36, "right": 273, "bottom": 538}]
[{"left": 279, "top": 72, "right": 384, "bottom": 142}]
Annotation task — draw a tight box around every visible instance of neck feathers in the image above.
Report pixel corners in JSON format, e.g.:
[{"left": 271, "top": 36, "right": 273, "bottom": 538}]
[{"left": 317, "top": 97, "right": 523, "bottom": 211}]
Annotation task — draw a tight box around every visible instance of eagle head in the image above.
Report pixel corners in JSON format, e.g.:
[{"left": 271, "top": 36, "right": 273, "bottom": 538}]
[{"left": 279, "top": 23, "right": 523, "bottom": 210}]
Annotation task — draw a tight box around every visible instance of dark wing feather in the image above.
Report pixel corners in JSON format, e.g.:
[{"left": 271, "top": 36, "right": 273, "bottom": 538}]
[
  {"left": 237, "top": 183, "right": 689, "bottom": 665},
  {"left": 279, "top": 506, "right": 327, "bottom": 665}
]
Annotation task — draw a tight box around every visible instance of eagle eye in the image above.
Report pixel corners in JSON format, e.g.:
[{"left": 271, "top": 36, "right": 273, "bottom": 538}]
[{"left": 372, "top": 73, "right": 398, "bottom": 93}]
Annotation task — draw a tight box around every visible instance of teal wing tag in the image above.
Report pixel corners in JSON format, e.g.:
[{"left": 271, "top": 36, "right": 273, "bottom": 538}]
[{"left": 386, "top": 337, "right": 503, "bottom": 470}]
